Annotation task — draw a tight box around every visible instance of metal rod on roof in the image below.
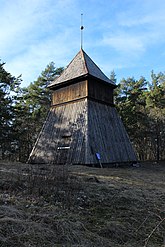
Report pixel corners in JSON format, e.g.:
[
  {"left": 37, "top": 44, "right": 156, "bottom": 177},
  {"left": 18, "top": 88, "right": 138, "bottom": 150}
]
[{"left": 80, "top": 13, "right": 84, "bottom": 49}]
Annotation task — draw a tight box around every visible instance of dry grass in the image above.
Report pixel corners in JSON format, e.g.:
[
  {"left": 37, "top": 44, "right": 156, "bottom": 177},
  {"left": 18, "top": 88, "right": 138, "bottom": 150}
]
[{"left": 0, "top": 161, "right": 164, "bottom": 247}]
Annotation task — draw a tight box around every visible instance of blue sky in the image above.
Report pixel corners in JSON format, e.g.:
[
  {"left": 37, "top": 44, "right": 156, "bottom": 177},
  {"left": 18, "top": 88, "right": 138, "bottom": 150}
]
[{"left": 0, "top": 0, "right": 165, "bottom": 87}]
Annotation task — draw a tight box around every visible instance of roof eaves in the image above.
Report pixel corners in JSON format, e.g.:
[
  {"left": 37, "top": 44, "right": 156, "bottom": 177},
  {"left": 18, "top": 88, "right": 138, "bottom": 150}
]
[{"left": 48, "top": 74, "right": 89, "bottom": 89}]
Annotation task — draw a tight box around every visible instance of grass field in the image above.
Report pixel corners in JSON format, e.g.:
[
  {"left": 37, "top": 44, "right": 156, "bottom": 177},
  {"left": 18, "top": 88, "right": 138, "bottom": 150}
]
[{"left": 0, "top": 161, "right": 165, "bottom": 247}]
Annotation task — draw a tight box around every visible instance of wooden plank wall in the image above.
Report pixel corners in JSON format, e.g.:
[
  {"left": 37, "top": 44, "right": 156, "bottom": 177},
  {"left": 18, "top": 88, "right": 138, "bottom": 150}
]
[
  {"left": 52, "top": 80, "right": 87, "bottom": 106},
  {"left": 88, "top": 78, "right": 114, "bottom": 105},
  {"left": 28, "top": 99, "right": 88, "bottom": 164},
  {"left": 28, "top": 98, "right": 137, "bottom": 165},
  {"left": 52, "top": 79, "right": 114, "bottom": 106},
  {"left": 87, "top": 100, "right": 137, "bottom": 164}
]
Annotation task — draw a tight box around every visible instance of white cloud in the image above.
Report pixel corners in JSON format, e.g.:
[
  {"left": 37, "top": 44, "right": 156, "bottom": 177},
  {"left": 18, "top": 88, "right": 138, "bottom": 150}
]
[
  {"left": 1, "top": 0, "right": 165, "bottom": 85},
  {"left": 102, "top": 33, "right": 145, "bottom": 56},
  {"left": 0, "top": 0, "right": 77, "bottom": 54},
  {"left": 99, "top": 0, "right": 165, "bottom": 69},
  {"left": 0, "top": 0, "right": 78, "bottom": 85},
  {"left": 0, "top": 0, "right": 47, "bottom": 56}
]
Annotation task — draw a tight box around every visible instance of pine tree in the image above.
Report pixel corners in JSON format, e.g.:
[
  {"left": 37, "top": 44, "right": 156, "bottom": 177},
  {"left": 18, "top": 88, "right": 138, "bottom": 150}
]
[
  {"left": 13, "top": 62, "right": 63, "bottom": 161},
  {"left": 145, "top": 71, "right": 165, "bottom": 161},
  {"left": 0, "top": 60, "right": 21, "bottom": 159}
]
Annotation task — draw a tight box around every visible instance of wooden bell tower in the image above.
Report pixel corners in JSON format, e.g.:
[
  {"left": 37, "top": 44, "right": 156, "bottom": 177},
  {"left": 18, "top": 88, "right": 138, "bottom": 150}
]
[{"left": 28, "top": 49, "right": 137, "bottom": 165}]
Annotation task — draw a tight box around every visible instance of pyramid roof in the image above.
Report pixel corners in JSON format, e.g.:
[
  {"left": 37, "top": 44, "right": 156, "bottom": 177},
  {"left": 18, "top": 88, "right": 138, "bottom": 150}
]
[{"left": 48, "top": 49, "right": 116, "bottom": 88}]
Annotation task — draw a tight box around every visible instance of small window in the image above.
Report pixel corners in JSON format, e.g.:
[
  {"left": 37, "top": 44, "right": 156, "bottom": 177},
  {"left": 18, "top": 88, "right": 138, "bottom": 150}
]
[{"left": 61, "top": 131, "right": 72, "bottom": 138}]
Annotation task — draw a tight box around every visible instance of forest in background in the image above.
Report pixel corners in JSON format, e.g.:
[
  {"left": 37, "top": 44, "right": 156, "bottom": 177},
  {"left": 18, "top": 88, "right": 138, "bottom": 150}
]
[{"left": 0, "top": 60, "right": 164, "bottom": 162}]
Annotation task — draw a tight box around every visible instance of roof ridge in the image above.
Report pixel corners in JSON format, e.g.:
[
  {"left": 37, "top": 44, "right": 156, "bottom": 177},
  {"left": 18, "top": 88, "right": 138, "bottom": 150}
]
[
  {"left": 80, "top": 49, "right": 88, "bottom": 75},
  {"left": 48, "top": 49, "right": 116, "bottom": 88},
  {"left": 83, "top": 50, "right": 104, "bottom": 75},
  {"left": 82, "top": 50, "right": 115, "bottom": 85}
]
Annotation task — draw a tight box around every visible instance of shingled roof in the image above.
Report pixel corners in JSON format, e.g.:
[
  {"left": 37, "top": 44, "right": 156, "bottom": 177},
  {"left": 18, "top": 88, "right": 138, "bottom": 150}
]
[{"left": 48, "top": 49, "right": 116, "bottom": 88}]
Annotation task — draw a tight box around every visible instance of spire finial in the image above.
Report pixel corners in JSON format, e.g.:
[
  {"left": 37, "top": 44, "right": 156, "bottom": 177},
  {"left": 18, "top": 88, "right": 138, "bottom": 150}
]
[{"left": 80, "top": 13, "right": 84, "bottom": 49}]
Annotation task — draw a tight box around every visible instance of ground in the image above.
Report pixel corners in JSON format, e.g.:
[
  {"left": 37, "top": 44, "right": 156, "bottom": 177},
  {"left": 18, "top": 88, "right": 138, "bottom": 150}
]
[{"left": 0, "top": 161, "right": 164, "bottom": 247}]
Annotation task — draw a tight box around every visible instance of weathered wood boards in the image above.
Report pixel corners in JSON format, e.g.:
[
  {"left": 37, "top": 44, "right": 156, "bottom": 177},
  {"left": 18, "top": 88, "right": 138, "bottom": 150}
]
[
  {"left": 28, "top": 99, "right": 88, "bottom": 164},
  {"left": 52, "top": 80, "right": 87, "bottom": 106},
  {"left": 28, "top": 98, "right": 137, "bottom": 165},
  {"left": 87, "top": 100, "right": 137, "bottom": 164}
]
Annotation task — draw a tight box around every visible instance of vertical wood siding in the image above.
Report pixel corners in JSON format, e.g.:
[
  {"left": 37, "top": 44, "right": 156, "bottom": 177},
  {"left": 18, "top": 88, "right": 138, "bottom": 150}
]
[
  {"left": 87, "top": 100, "right": 137, "bottom": 164},
  {"left": 52, "top": 80, "right": 87, "bottom": 106},
  {"left": 29, "top": 98, "right": 137, "bottom": 165},
  {"left": 28, "top": 99, "right": 88, "bottom": 164},
  {"left": 88, "top": 78, "right": 114, "bottom": 105}
]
